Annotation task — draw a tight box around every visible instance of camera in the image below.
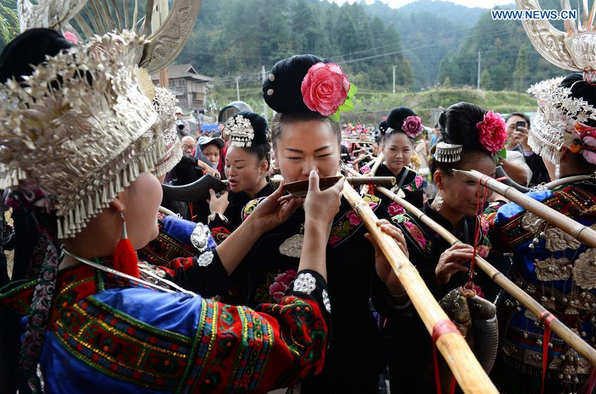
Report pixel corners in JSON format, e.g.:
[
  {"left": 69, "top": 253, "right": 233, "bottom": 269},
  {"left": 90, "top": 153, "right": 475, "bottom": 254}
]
[{"left": 516, "top": 121, "right": 526, "bottom": 131}]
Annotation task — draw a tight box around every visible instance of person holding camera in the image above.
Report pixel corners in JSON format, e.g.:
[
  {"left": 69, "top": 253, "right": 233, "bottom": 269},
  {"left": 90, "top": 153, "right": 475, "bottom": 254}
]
[{"left": 505, "top": 112, "right": 551, "bottom": 185}]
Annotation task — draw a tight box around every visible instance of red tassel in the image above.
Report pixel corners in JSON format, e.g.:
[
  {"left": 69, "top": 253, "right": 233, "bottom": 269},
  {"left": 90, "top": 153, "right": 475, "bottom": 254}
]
[{"left": 113, "top": 213, "right": 139, "bottom": 278}]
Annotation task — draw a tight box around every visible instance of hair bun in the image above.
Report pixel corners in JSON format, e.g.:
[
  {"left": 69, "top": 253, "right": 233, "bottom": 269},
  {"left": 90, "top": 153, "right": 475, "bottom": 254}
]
[
  {"left": 263, "top": 54, "right": 322, "bottom": 114},
  {"left": 439, "top": 102, "right": 486, "bottom": 152},
  {"left": 386, "top": 107, "right": 416, "bottom": 131},
  {"left": 378, "top": 120, "right": 389, "bottom": 135},
  {"left": 0, "top": 28, "right": 72, "bottom": 83}
]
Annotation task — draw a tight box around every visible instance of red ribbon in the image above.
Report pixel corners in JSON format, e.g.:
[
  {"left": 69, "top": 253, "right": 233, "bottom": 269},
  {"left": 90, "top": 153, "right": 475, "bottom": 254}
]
[
  {"left": 432, "top": 319, "right": 461, "bottom": 394},
  {"left": 539, "top": 311, "right": 556, "bottom": 394}
]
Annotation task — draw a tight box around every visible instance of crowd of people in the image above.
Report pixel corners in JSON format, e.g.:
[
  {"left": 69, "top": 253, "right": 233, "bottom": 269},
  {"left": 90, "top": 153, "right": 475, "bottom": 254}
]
[{"left": 0, "top": 14, "right": 595, "bottom": 394}]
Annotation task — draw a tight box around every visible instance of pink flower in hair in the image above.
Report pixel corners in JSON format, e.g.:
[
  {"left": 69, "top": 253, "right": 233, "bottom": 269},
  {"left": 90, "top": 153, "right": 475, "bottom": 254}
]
[
  {"left": 476, "top": 110, "right": 507, "bottom": 155},
  {"left": 301, "top": 62, "right": 350, "bottom": 116},
  {"left": 63, "top": 32, "right": 78, "bottom": 45},
  {"left": 402, "top": 116, "right": 424, "bottom": 138}
]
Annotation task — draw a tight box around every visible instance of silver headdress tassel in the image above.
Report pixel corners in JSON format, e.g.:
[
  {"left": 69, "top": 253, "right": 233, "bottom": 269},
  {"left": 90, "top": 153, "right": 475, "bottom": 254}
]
[
  {"left": 434, "top": 142, "right": 463, "bottom": 163},
  {"left": 0, "top": 31, "right": 164, "bottom": 239},
  {"left": 224, "top": 115, "right": 255, "bottom": 147},
  {"left": 153, "top": 87, "right": 183, "bottom": 177}
]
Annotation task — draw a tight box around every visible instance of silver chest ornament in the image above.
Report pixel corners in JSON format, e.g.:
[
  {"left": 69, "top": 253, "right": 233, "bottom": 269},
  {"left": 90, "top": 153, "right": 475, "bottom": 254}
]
[{"left": 279, "top": 224, "right": 304, "bottom": 259}]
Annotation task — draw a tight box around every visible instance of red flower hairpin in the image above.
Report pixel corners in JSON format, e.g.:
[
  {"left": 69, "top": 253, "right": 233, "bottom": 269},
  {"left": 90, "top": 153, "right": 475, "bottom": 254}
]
[{"left": 477, "top": 110, "right": 507, "bottom": 155}]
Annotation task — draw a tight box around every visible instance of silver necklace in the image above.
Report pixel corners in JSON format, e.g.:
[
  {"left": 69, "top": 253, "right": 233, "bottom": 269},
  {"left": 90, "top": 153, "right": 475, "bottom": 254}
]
[{"left": 62, "top": 249, "right": 196, "bottom": 296}]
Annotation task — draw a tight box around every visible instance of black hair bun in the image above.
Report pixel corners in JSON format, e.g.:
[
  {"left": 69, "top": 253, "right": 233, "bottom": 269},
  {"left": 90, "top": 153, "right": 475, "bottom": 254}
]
[
  {"left": 263, "top": 54, "right": 323, "bottom": 114},
  {"left": 386, "top": 106, "right": 417, "bottom": 131},
  {"left": 0, "top": 28, "right": 73, "bottom": 83},
  {"left": 439, "top": 102, "right": 486, "bottom": 152},
  {"left": 378, "top": 120, "right": 389, "bottom": 135},
  {"left": 233, "top": 111, "right": 269, "bottom": 144}
]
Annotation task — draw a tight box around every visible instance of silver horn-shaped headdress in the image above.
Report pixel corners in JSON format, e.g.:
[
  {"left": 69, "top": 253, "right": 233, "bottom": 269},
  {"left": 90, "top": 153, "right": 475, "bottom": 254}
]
[{"left": 516, "top": 0, "right": 596, "bottom": 82}]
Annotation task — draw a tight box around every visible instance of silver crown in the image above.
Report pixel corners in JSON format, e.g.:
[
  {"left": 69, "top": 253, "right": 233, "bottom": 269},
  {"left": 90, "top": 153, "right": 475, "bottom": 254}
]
[
  {"left": 434, "top": 142, "right": 463, "bottom": 163},
  {"left": 224, "top": 115, "right": 255, "bottom": 147}
]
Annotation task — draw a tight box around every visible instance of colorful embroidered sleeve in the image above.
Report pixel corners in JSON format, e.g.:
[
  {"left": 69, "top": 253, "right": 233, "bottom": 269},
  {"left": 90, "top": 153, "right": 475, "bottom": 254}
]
[{"left": 29, "top": 269, "right": 330, "bottom": 393}]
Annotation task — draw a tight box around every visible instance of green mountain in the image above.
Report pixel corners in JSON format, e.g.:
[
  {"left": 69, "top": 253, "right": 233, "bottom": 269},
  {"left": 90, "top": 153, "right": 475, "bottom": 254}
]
[{"left": 437, "top": 0, "right": 565, "bottom": 92}]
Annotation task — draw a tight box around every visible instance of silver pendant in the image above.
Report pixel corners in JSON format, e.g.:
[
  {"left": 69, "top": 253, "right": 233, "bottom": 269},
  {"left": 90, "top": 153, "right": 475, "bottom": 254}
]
[{"left": 279, "top": 233, "right": 304, "bottom": 258}]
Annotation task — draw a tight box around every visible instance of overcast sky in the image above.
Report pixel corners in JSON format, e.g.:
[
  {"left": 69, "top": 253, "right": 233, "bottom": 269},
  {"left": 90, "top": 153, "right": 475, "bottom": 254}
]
[{"left": 326, "top": 0, "right": 514, "bottom": 8}]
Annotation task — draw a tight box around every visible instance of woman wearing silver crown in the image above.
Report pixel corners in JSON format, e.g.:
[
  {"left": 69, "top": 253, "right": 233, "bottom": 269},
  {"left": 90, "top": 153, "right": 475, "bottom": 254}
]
[
  {"left": 0, "top": 29, "right": 346, "bottom": 394},
  {"left": 487, "top": 74, "right": 596, "bottom": 394}
]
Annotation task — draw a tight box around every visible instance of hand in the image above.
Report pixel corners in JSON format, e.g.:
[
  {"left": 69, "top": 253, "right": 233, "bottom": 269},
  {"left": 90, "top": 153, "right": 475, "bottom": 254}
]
[
  {"left": 365, "top": 219, "right": 409, "bottom": 294},
  {"left": 204, "top": 166, "right": 221, "bottom": 179},
  {"left": 303, "top": 170, "right": 344, "bottom": 229},
  {"left": 208, "top": 189, "right": 229, "bottom": 215},
  {"left": 247, "top": 182, "right": 303, "bottom": 234},
  {"left": 513, "top": 126, "right": 532, "bottom": 152},
  {"left": 435, "top": 243, "right": 474, "bottom": 286}
]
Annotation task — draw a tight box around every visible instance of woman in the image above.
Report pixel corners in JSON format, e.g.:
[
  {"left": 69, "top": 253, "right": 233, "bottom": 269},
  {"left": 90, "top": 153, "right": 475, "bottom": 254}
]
[
  {"left": 489, "top": 74, "right": 596, "bottom": 394},
  {"left": 236, "top": 54, "right": 408, "bottom": 394},
  {"left": 0, "top": 29, "right": 341, "bottom": 394},
  {"left": 374, "top": 107, "right": 426, "bottom": 214},
  {"left": 208, "top": 112, "right": 274, "bottom": 244},
  {"left": 381, "top": 102, "right": 506, "bottom": 394}
]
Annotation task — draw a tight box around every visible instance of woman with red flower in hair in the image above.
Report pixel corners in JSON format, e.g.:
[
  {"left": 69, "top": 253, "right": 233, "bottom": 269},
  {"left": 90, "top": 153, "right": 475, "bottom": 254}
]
[
  {"left": 373, "top": 106, "right": 427, "bottom": 218},
  {"left": 233, "top": 54, "right": 410, "bottom": 393},
  {"left": 378, "top": 102, "right": 505, "bottom": 394}
]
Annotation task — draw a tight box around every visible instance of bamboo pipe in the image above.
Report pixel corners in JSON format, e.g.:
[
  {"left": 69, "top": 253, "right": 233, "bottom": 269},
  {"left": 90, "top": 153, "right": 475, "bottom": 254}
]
[
  {"left": 376, "top": 185, "right": 596, "bottom": 368},
  {"left": 341, "top": 182, "right": 498, "bottom": 394},
  {"left": 361, "top": 153, "right": 385, "bottom": 194},
  {"left": 350, "top": 153, "right": 373, "bottom": 165},
  {"left": 455, "top": 169, "right": 596, "bottom": 249}
]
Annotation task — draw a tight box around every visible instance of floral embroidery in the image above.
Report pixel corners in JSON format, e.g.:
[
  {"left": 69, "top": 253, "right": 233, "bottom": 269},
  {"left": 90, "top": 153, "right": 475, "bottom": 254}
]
[
  {"left": 480, "top": 217, "right": 490, "bottom": 236},
  {"left": 329, "top": 195, "right": 380, "bottom": 247},
  {"left": 403, "top": 220, "right": 427, "bottom": 250},
  {"left": 242, "top": 198, "right": 262, "bottom": 221},
  {"left": 404, "top": 175, "right": 425, "bottom": 192},
  {"left": 388, "top": 202, "right": 405, "bottom": 216},
  {"left": 210, "top": 227, "right": 231, "bottom": 245},
  {"left": 269, "top": 270, "right": 297, "bottom": 302}
]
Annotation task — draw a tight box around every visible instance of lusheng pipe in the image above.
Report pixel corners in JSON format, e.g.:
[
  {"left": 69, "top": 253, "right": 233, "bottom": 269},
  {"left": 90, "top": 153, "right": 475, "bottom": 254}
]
[
  {"left": 455, "top": 169, "right": 596, "bottom": 249},
  {"left": 341, "top": 181, "right": 499, "bottom": 394},
  {"left": 376, "top": 185, "right": 596, "bottom": 368},
  {"left": 495, "top": 166, "right": 531, "bottom": 193},
  {"left": 161, "top": 174, "right": 228, "bottom": 203}
]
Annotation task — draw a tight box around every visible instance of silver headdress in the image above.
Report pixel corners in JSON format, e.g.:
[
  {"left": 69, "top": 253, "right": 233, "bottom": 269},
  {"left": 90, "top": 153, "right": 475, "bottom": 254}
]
[
  {"left": 434, "top": 142, "right": 463, "bottom": 163},
  {"left": 224, "top": 115, "right": 255, "bottom": 147},
  {"left": 153, "top": 87, "right": 183, "bottom": 177},
  {"left": 517, "top": 0, "right": 596, "bottom": 163},
  {"left": 18, "top": 0, "right": 202, "bottom": 75},
  {"left": 0, "top": 31, "right": 164, "bottom": 239}
]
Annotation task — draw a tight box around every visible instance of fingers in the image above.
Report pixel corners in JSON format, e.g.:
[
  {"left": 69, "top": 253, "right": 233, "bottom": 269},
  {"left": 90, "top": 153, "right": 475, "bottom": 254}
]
[
  {"left": 269, "top": 180, "right": 286, "bottom": 200},
  {"left": 209, "top": 189, "right": 215, "bottom": 198},
  {"left": 439, "top": 261, "right": 469, "bottom": 273},
  {"left": 329, "top": 177, "right": 345, "bottom": 194},
  {"left": 308, "top": 170, "right": 320, "bottom": 193}
]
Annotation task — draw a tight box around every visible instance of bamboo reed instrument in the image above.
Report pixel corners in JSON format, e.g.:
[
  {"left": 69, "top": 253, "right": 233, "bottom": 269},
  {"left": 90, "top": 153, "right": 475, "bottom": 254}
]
[
  {"left": 376, "top": 185, "right": 596, "bottom": 368},
  {"left": 455, "top": 169, "right": 596, "bottom": 249},
  {"left": 361, "top": 153, "right": 385, "bottom": 195},
  {"left": 350, "top": 153, "right": 373, "bottom": 165},
  {"left": 341, "top": 182, "right": 498, "bottom": 394}
]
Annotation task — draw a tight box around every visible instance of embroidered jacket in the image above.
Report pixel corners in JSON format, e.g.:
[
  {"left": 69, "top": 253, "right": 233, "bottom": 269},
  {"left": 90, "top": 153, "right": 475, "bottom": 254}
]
[
  {"left": 379, "top": 203, "right": 495, "bottom": 394},
  {"left": 238, "top": 195, "right": 390, "bottom": 393},
  {"left": 489, "top": 179, "right": 596, "bottom": 384},
  {"left": 374, "top": 164, "right": 425, "bottom": 213},
  {"left": 208, "top": 183, "right": 275, "bottom": 245},
  {"left": 0, "top": 265, "right": 330, "bottom": 394}
]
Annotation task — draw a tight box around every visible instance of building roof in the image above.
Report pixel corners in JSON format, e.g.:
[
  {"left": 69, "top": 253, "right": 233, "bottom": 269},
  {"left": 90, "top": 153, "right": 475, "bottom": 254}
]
[{"left": 151, "top": 63, "right": 214, "bottom": 82}]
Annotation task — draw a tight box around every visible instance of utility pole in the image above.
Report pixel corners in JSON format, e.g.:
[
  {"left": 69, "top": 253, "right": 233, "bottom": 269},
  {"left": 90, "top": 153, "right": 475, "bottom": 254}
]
[
  {"left": 392, "top": 65, "right": 396, "bottom": 95},
  {"left": 477, "top": 51, "right": 482, "bottom": 90},
  {"left": 262, "top": 66, "right": 268, "bottom": 120},
  {"left": 235, "top": 76, "right": 241, "bottom": 101}
]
